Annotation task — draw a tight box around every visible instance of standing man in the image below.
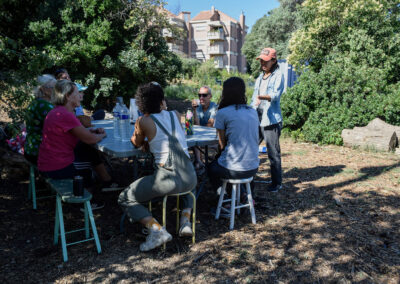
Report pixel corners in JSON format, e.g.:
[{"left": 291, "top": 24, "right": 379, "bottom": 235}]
[
  {"left": 191, "top": 86, "right": 218, "bottom": 170},
  {"left": 251, "top": 48, "right": 284, "bottom": 192}
]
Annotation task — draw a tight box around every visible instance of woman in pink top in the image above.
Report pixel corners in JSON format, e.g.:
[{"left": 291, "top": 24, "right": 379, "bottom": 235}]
[{"left": 38, "top": 80, "right": 108, "bottom": 184}]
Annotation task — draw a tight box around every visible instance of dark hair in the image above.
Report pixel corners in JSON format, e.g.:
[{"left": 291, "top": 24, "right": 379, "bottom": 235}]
[
  {"left": 218, "top": 77, "right": 247, "bottom": 110},
  {"left": 55, "top": 68, "right": 68, "bottom": 80},
  {"left": 135, "top": 82, "right": 165, "bottom": 114}
]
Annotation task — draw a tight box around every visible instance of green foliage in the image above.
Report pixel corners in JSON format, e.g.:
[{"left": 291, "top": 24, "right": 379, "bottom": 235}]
[
  {"left": 179, "top": 57, "right": 201, "bottom": 79},
  {"left": 166, "top": 60, "right": 255, "bottom": 104},
  {"left": 242, "top": 0, "right": 304, "bottom": 76},
  {"left": 0, "top": 0, "right": 182, "bottom": 129},
  {"left": 281, "top": 0, "right": 400, "bottom": 145}
]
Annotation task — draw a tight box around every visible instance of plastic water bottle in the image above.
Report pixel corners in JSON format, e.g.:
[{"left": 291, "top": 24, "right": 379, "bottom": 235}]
[
  {"left": 112, "top": 102, "right": 121, "bottom": 139},
  {"left": 129, "top": 98, "right": 139, "bottom": 124},
  {"left": 119, "top": 104, "right": 130, "bottom": 142}
]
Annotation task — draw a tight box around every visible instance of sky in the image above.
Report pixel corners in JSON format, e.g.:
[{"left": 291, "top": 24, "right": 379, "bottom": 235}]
[{"left": 165, "top": 0, "right": 280, "bottom": 32}]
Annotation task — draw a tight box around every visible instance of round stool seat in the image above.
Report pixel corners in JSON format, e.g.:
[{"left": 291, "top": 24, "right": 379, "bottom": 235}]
[{"left": 221, "top": 177, "right": 253, "bottom": 184}]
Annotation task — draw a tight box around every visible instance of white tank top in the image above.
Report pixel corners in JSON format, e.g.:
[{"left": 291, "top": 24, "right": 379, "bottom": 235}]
[{"left": 148, "top": 110, "right": 189, "bottom": 164}]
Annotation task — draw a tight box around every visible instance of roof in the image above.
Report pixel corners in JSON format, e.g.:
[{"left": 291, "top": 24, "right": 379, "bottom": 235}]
[{"left": 191, "top": 9, "right": 239, "bottom": 24}]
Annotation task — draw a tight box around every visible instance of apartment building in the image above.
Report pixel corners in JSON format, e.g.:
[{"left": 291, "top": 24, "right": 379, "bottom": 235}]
[{"left": 163, "top": 6, "right": 248, "bottom": 73}]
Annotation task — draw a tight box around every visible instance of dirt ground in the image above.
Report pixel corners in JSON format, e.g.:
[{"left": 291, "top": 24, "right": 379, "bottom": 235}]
[{"left": 0, "top": 136, "right": 399, "bottom": 283}]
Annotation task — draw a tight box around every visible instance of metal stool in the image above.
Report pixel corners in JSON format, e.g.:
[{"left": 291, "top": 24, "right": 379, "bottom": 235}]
[
  {"left": 120, "top": 190, "right": 196, "bottom": 249},
  {"left": 215, "top": 177, "right": 256, "bottom": 230}
]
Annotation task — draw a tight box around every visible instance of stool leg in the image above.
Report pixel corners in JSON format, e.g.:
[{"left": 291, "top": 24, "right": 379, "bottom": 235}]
[
  {"left": 30, "top": 166, "right": 37, "bottom": 210},
  {"left": 84, "top": 202, "right": 89, "bottom": 239},
  {"left": 236, "top": 184, "right": 241, "bottom": 215},
  {"left": 190, "top": 192, "right": 196, "bottom": 244},
  {"left": 53, "top": 200, "right": 60, "bottom": 245},
  {"left": 215, "top": 181, "right": 227, "bottom": 220},
  {"left": 162, "top": 196, "right": 168, "bottom": 250},
  {"left": 56, "top": 196, "right": 68, "bottom": 262},
  {"left": 230, "top": 185, "right": 237, "bottom": 230},
  {"left": 246, "top": 182, "right": 256, "bottom": 224},
  {"left": 149, "top": 201, "right": 152, "bottom": 212},
  {"left": 86, "top": 201, "right": 101, "bottom": 254},
  {"left": 176, "top": 196, "right": 180, "bottom": 234},
  {"left": 28, "top": 166, "right": 32, "bottom": 200},
  {"left": 120, "top": 212, "right": 126, "bottom": 234}
]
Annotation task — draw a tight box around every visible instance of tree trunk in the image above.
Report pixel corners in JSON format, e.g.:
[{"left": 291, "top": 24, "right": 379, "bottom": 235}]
[{"left": 341, "top": 118, "right": 399, "bottom": 152}]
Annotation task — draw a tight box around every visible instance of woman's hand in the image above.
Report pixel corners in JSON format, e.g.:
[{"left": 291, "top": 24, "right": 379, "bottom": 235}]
[{"left": 90, "top": 128, "right": 105, "bottom": 134}]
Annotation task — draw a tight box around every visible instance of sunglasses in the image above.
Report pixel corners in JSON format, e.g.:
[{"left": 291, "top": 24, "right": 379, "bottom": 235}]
[{"left": 198, "top": 93, "right": 209, "bottom": 98}]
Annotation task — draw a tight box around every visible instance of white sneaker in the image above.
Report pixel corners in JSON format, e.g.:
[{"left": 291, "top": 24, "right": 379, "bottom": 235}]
[
  {"left": 140, "top": 227, "right": 172, "bottom": 252},
  {"left": 179, "top": 221, "right": 193, "bottom": 237}
]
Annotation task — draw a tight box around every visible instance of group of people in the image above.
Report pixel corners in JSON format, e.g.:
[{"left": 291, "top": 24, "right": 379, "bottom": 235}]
[
  {"left": 24, "top": 69, "right": 118, "bottom": 209},
  {"left": 23, "top": 47, "right": 284, "bottom": 252},
  {"left": 118, "top": 47, "right": 284, "bottom": 251}
]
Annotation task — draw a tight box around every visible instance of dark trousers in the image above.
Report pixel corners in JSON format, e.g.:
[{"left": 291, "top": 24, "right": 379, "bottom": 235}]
[
  {"left": 262, "top": 122, "right": 282, "bottom": 186},
  {"left": 207, "top": 160, "right": 258, "bottom": 193}
]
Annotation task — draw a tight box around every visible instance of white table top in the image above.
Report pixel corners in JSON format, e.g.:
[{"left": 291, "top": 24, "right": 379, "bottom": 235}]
[{"left": 91, "top": 119, "right": 218, "bottom": 158}]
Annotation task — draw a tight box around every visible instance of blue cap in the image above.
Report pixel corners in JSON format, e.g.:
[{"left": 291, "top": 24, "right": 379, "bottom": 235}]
[{"left": 75, "top": 82, "right": 88, "bottom": 92}]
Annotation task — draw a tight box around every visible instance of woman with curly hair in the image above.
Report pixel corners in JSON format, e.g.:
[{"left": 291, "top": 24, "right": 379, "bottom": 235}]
[
  {"left": 207, "top": 77, "right": 259, "bottom": 193},
  {"left": 118, "top": 82, "right": 197, "bottom": 252}
]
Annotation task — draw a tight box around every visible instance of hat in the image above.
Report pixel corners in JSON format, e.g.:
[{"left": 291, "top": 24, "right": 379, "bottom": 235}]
[
  {"left": 37, "top": 74, "right": 55, "bottom": 85},
  {"left": 256, "top": 48, "right": 277, "bottom": 61},
  {"left": 75, "top": 82, "right": 88, "bottom": 92}
]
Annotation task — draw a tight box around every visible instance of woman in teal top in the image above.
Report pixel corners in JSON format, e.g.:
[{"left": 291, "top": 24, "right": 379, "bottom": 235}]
[{"left": 24, "top": 75, "right": 56, "bottom": 165}]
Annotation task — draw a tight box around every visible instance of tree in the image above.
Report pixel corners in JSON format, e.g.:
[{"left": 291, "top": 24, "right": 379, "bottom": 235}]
[
  {"left": 242, "top": 0, "right": 304, "bottom": 76},
  {"left": 282, "top": 0, "right": 400, "bottom": 145},
  {"left": 0, "top": 0, "right": 182, "bottom": 130}
]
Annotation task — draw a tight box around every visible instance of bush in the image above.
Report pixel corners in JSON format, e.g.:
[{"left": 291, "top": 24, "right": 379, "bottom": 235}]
[
  {"left": 167, "top": 60, "right": 255, "bottom": 105},
  {"left": 282, "top": 55, "right": 399, "bottom": 145}
]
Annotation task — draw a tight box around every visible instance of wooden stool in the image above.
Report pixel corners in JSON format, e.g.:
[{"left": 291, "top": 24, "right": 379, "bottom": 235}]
[
  {"left": 46, "top": 179, "right": 101, "bottom": 262},
  {"left": 120, "top": 190, "right": 196, "bottom": 249},
  {"left": 215, "top": 177, "right": 256, "bottom": 230}
]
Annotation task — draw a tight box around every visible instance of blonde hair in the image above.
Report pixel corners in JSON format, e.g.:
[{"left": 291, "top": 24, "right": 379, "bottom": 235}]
[
  {"left": 34, "top": 74, "right": 56, "bottom": 99},
  {"left": 52, "top": 80, "right": 76, "bottom": 106}
]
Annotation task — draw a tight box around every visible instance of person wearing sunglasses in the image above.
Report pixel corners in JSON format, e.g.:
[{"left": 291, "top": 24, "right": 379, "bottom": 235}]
[{"left": 191, "top": 86, "right": 218, "bottom": 171}]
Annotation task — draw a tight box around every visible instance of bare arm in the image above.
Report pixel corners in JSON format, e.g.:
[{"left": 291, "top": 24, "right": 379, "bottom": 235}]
[
  {"left": 131, "top": 116, "right": 146, "bottom": 148},
  {"left": 70, "top": 125, "right": 106, "bottom": 144},
  {"left": 206, "top": 118, "right": 215, "bottom": 128},
  {"left": 258, "top": 95, "right": 272, "bottom": 102},
  {"left": 217, "top": 129, "right": 227, "bottom": 151}
]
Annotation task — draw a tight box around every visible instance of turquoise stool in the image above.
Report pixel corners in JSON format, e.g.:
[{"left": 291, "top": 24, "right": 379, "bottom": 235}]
[
  {"left": 47, "top": 179, "right": 101, "bottom": 262},
  {"left": 27, "top": 163, "right": 55, "bottom": 209}
]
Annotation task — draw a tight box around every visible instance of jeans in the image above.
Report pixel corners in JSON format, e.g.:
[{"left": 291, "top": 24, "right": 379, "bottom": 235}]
[{"left": 262, "top": 122, "right": 282, "bottom": 186}]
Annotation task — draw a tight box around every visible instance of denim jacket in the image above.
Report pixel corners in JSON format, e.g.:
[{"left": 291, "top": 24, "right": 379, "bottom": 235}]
[{"left": 250, "top": 64, "right": 284, "bottom": 127}]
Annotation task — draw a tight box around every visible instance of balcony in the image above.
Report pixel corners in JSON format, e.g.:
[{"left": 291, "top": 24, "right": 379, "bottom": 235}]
[
  {"left": 207, "top": 30, "right": 224, "bottom": 40},
  {"left": 162, "top": 29, "right": 173, "bottom": 38},
  {"left": 208, "top": 45, "right": 224, "bottom": 55},
  {"left": 214, "top": 56, "right": 224, "bottom": 69},
  {"left": 208, "top": 21, "right": 223, "bottom": 27}
]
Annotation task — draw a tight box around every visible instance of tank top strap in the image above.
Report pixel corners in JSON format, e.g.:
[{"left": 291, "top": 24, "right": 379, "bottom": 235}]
[{"left": 150, "top": 111, "right": 175, "bottom": 137}]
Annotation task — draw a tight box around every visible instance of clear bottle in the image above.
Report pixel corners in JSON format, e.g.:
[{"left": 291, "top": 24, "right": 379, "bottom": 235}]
[
  {"left": 112, "top": 102, "right": 121, "bottom": 139},
  {"left": 119, "top": 103, "right": 130, "bottom": 142}
]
